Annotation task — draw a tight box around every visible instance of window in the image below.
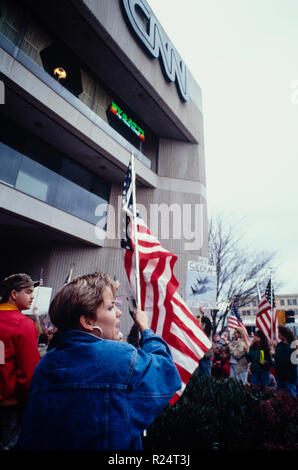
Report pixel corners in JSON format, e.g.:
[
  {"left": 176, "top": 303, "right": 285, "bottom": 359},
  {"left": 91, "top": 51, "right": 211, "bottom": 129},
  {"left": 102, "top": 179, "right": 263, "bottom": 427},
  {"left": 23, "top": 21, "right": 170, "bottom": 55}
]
[
  {"left": 0, "top": 0, "right": 24, "bottom": 46},
  {"left": 16, "top": 168, "right": 49, "bottom": 201},
  {"left": 280, "top": 299, "right": 285, "bottom": 306},
  {"left": 293, "top": 299, "right": 297, "bottom": 305},
  {"left": 288, "top": 299, "right": 292, "bottom": 306},
  {"left": 0, "top": 115, "right": 110, "bottom": 226}
]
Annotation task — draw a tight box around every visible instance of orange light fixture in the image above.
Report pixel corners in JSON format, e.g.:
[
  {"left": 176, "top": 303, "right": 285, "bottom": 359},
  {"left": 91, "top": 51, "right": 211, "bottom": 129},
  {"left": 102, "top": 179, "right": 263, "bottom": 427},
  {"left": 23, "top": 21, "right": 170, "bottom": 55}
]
[{"left": 53, "top": 67, "right": 67, "bottom": 80}]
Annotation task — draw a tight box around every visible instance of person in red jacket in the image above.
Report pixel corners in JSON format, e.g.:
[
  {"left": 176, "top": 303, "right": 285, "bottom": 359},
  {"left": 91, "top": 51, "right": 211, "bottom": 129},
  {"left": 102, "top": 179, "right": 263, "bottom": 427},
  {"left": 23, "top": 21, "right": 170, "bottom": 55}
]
[
  {"left": 221, "top": 346, "right": 231, "bottom": 378},
  {"left": 0, "top": 273, "right": 40, "bottom": 450}
]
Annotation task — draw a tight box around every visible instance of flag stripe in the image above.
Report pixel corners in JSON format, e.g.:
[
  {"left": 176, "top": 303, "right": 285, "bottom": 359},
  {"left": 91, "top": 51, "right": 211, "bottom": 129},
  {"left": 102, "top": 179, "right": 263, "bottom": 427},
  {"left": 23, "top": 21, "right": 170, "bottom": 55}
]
[
  {"left": 171, "top": 301, "right": 211, "bottom": 350},
  {"left": 170, "top": 322, "right": 206, "bottom": 360},
  {"left": 169, "top": 344, "right": 199, "bottom": 372}
]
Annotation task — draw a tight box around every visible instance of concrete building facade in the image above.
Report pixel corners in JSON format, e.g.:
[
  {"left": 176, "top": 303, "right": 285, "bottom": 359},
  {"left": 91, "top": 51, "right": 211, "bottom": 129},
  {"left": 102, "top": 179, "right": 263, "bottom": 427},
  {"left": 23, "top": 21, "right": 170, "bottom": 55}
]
[
  {"left": 0, "top": 0, "right": 208, "bottom": 337},
  {"left": 239, "top": 294, "right": 298, "bottom": 323}
]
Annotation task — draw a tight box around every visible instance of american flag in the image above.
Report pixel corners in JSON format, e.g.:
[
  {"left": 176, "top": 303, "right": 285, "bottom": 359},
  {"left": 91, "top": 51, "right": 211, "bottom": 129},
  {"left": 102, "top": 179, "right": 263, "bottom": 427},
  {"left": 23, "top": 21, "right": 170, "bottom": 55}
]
[
  {"left": 121, "top": 160, "right": 211, "bottom": 405},
  {"left": 227, "top": 304, "right": 250, "bottom": 344},
  {"left": 256, "top": 279, "right": 278, "bottom": 342}
]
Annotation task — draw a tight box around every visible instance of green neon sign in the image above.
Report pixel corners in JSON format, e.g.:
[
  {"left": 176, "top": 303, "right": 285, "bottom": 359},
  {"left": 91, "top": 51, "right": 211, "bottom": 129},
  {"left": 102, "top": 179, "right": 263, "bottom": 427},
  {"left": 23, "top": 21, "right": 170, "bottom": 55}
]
[{"left": 109, "top": 101, "right": 145, "bottom": 141}]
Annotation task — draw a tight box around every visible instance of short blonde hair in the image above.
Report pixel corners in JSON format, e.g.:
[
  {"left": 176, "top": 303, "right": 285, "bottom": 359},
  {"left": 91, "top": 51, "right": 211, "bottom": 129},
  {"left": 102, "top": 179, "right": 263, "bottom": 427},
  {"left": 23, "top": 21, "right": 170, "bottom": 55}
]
[{"left": 49, "top": 272, "right": 116, "bottom": 332}]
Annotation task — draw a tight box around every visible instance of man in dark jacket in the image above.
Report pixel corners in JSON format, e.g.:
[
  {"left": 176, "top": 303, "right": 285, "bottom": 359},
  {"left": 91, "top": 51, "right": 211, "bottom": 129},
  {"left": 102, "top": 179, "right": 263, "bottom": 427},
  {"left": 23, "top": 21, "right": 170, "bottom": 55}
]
[
  {"left": 0, "top": 273, "right": 40, "bottom": 449},
  {"left": 274, "top": 325, "right": 297, "bottom": 397}
]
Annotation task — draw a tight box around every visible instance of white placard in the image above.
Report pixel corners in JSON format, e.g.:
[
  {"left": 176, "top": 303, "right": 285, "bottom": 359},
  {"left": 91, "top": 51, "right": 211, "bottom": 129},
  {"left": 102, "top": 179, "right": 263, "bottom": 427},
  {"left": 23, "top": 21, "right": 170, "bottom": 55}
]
[
  {"left": 186, "top": 259, "right": 217, "bottom": 309},
  {"left": 23, "top": 286, "right": 52, "bottom": 316}
]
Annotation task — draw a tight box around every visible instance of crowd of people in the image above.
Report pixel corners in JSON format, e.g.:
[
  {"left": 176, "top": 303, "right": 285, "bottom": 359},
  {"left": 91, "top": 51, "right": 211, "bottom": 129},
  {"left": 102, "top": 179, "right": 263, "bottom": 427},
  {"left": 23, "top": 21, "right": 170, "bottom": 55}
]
[
  {"left": 195, "top": 313, "right": 297, "bottom": 398},
  {"left": 0, "top": 272, "right": 297, "bottom": 451}
]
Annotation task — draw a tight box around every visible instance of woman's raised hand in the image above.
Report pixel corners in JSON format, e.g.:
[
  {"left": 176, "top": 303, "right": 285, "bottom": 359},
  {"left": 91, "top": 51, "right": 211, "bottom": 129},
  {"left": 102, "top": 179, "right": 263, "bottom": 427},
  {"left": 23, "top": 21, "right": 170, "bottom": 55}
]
[{"left": 134, "top": 307, "right": 149, "bottom": 332}]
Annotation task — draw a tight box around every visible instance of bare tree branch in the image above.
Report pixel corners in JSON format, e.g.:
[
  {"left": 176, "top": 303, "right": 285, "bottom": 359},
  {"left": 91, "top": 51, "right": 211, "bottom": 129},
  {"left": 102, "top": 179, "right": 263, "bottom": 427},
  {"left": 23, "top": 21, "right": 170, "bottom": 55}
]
[{"left": 209, "top": 214, "right": 276, "bottom": 335}]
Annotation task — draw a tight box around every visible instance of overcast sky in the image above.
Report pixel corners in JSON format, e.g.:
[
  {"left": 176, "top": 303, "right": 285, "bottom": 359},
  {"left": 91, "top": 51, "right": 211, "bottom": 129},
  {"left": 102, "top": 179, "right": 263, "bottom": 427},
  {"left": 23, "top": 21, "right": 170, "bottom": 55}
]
[{"left": 148, "top": 0, "right": 298, "bottom": 294}]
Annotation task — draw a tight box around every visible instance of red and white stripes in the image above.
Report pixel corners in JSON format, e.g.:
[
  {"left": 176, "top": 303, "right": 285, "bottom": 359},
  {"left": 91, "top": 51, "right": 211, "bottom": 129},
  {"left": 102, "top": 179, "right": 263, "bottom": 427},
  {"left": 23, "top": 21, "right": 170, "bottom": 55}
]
[
  {"left": 123, "top": 216, "right": 211, "bottom": 405},
  {"left": 256, "top": 294, "right": 278, "bottom": 342}
]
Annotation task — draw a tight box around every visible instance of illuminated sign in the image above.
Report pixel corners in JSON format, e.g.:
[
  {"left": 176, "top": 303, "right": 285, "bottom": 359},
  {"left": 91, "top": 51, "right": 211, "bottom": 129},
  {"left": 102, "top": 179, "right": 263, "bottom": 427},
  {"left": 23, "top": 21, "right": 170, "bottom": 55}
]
[
  {"left": 122, "top": 0, "right": 188, "bottom": 101},
  {"left": 109, "top": 101, "right": 145, "bottom": 141}
]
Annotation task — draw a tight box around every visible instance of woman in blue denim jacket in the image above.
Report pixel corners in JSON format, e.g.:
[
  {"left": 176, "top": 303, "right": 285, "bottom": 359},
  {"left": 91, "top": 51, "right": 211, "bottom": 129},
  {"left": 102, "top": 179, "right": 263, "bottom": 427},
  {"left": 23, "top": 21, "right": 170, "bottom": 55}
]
[{"left": 16, "top": 272, "right": 182, "bottom": 450}]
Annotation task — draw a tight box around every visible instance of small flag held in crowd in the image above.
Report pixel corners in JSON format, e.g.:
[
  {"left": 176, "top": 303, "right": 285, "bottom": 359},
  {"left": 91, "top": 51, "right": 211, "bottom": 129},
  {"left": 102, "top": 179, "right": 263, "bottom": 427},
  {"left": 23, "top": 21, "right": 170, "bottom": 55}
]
[
  {"left": 256, "top": 278, "right": 278, "bottom": 342},
  {"left": 227, "top": 304, "right": 250, "bottom": 344},
  {"left": 121, "top": 155, "right": 211, "bottom": 405}
]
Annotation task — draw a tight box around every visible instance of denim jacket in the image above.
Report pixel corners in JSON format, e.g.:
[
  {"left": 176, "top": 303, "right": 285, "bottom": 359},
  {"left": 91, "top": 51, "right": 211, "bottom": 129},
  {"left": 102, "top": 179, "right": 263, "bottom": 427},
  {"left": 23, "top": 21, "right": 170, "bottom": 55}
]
[{"left": 17, "top": 329, "right": 181, "bottom": 450}]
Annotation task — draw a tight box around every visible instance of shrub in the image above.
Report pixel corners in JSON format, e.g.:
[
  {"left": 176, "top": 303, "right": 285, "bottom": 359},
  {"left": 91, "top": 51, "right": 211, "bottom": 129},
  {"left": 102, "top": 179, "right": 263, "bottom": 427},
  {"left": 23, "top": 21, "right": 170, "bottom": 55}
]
[
  {"left": 258, "top": 389, "right": 297, "bottom": 450},
  {"left": 144, "top": 374, "right": 261, "bottom": 451},
  {"left": 144, "top": 375, "right": 298, "bottom": 451}
]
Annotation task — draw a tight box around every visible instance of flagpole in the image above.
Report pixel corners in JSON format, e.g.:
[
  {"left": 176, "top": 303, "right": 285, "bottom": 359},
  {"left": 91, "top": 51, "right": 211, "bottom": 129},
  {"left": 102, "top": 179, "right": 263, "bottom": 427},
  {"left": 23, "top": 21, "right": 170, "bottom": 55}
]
[
  {"left": 130, "top": 153, "right": 146, "bottom": 438},
  {"left": 34, "top": 268, "right": 43, "bottom": 306},
  {"left": 256, "top": 283, "right": 261, "bottom": 303},
  {"left": 68, "top": 264, "right": 75, "bottom": 284},
  {"left": 130, "top": 153, "right": 141, "bottom": 308}
]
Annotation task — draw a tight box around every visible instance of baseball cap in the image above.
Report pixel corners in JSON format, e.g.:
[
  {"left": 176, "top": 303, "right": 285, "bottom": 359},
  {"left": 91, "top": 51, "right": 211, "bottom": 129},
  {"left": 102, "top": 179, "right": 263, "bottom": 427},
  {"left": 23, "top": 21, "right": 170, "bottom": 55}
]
[{"left": 0, "top": 273, "right": 39, "bottom": 298}]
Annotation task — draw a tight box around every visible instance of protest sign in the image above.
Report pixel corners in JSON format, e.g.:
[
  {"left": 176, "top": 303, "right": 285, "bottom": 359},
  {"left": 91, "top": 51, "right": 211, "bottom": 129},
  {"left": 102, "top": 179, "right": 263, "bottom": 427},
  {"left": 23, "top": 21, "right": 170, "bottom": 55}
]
[{"left": 186, "top": 257, "right": 217, "bottom": 308}]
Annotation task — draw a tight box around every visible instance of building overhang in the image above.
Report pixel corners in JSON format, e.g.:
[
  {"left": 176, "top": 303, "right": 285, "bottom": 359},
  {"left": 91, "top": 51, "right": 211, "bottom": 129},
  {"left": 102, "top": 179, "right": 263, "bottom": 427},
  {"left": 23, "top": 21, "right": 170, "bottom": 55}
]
[
  {"left": 0, "top": 184, "right": 105, "bottom": 247},
  {"left": 21, "top": 0, "right": 202, "bottom": 144},
  {"left": 0, "top": 45, "right": 157, "bottom": 188}
]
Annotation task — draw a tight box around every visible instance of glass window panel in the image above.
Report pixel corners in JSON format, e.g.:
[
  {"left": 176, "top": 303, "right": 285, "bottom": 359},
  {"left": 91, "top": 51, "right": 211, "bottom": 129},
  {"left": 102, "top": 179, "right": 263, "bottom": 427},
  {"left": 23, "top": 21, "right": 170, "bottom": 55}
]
[
  {"left": 85, "top": 191, "right": 108, "bottom": 226},
  {"left": 60, "top": 157, "right": 92, "bottom": 192},
  {"left": 0, "top": 142, "right": 22, "bottom": 186},
  {"left": 0, "top": 114, "right": 110, "bottom": 227},
  {"left": 53, "top": 176, "right": 89, "bottom": 220},
  {"left": 16, "top": 170, "right": 48, "bottom": 201},
  {"left": 16, "top": 156, "right": 52, "bottom": 201}
]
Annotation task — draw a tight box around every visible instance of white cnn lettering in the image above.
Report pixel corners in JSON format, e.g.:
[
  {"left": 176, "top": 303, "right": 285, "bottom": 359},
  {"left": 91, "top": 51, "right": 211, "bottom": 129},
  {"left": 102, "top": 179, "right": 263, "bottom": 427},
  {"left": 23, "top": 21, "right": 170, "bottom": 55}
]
[{"left": 122, "top": 0, "right": 188, "bottom": 101}]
